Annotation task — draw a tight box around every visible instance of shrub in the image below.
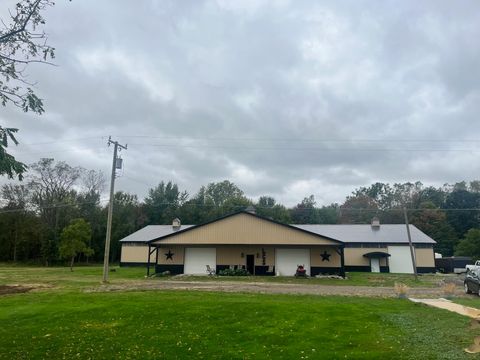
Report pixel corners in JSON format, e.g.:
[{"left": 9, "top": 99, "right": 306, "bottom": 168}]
[
  {"left": 154, "top": 271, "right": 170, "bottom": 277},
  {"left": 218, "top": 268, "right": 249, "bottom": 276}
]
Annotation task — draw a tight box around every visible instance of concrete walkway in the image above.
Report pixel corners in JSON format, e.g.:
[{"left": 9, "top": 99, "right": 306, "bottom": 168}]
[{"left": 410, "top": 298, "right": 480, "bottom": 319}]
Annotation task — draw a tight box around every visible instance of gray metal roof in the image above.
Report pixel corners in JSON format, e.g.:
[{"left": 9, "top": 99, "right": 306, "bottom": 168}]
[
  {"left": 119, "top": 225, "right": 194, "bottom": 242},
  {"left": 120, "top": 221, "right": 435, "bottom": 245},
  {"left": 292, "top": 224, "right": 436, "bottom": 244}
]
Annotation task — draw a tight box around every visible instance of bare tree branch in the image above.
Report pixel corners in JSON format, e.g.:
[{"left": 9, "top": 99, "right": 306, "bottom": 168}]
[{"left": 0, "top": 0, "right": 42, "bottom": 43}]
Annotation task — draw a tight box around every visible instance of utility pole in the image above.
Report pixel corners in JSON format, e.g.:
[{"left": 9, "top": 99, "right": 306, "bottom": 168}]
[
  {"left": 102, "top": 136, "right": 127, "bottom": 283},
  {"left": 403, "top": 207, "right": 418, "bottom": 281}
]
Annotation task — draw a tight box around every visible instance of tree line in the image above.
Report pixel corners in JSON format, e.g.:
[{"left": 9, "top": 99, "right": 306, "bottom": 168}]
[{"left": 2, "top": 158, "right": 480, "bottom": 265}]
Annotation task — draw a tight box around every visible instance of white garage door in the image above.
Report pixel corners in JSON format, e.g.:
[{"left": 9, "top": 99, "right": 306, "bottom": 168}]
[
  {"left": 276, "top": 248, "right": 310, "bottom": 276},
  {"left": 184, "top": 248, "right": 216, "bottom": 275},
  {"left": 388, "top": 246, "right": 414, "bottom": 274}
]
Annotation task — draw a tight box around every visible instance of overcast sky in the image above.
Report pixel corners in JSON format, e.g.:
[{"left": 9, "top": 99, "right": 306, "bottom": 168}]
[{"left": 3, "top": 0, "right": 480, "bottom": 206}]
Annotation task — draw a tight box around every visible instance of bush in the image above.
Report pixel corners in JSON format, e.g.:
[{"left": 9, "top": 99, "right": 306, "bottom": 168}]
[
  {"left": 218, "top": 268, "right": 249, "bottom": 276},
  {"left": 154, "top": 271, "right": 170, "bottom": 277}
]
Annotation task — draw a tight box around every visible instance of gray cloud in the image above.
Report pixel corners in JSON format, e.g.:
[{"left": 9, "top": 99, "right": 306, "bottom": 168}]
[{"left": 2, "top": 0, "right": 480, "bottom": 206}]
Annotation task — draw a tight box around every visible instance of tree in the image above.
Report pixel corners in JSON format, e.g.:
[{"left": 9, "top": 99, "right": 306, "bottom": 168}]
[
  {"left": 410, "top": 201, "right": 458, "bottom": 256},
  {"left": 28, "top": 158, "right": 84, "bottom": 264},
  {"left": 202, "top": 180, "right": 244, "bottom": 207},
  {"left": 0, "top": 0, "right": 56, "bottom": 180},
  {"left": 218, "top": 196, "right": 252, "bottom": 216},
  {"left": 1, "top": 0, "right": 55, "bottom": 113},
  {"left": 109, "top": 191, "right": 144, "bottom": 262},
  {"left": 0, "top": 183, "right": 42, "bottom": 261},
  {"left": 455, "top": 228, "right": 480, "bottom": 261},
  {"left": 144, "top": 181, "right": 188, "bottom": 224},
  {"left": 339, "top": 194, "right": 379, "bottom": 224},
  {"left": 353, "top": 182, "right": 394, "bottom": 210},
  {"left": 77, "top": 170, "right": 105, "bottom": 263},
  {"left": 256, "top": 196, "right": 291, "bottom": 223},
  {"left": 0, "top": 127, "right": 27, "bottom": 180},
  {"left": 59, "top": 219, "right": 93, "bottom": 271},
  {"left": 444, "top": 189, "right": 480, "bottom": 237},
  {"left": 415, "top": 186, "right": 446, "bottom": 208},
  {"left": 179, "top": 181, "right": 247, "bottom": 224},
  {"left": 317, "top": 204, "right": 339, "bottom": 224},
  {"left": 290, "top": 195, "right": 317, "bottom": 224}
]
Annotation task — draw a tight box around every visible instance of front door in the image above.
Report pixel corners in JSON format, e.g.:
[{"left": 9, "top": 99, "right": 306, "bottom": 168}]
[
  {"left": 246, "top": 255, "right": 255, "bottom": 275},
  {"left": 370, "top": 258, "right": 380, "bottom": 273}
]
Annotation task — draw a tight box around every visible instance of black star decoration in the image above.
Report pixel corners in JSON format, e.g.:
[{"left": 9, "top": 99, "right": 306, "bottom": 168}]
[
  {"left": 321, "top": 251, "right": 331, "bottom": 262},
  {"left": 165, "top": 250, "right": 174, "bottom": 261}
]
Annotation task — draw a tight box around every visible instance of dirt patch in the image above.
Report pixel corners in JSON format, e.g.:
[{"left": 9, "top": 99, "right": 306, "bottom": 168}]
[
  {"left": 0, "top": 285, "right": 32, "bottom": 296},
  {"left": 86, "top": 280, "right": 462, "bottom": 298},
  {"left": 465, "top": 335, "right": 480, "bottom": 354}
]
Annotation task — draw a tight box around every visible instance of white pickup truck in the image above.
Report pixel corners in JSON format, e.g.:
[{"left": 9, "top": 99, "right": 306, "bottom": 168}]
[{"left": 466, "top": 260, "right": 480, "bottom": 273}]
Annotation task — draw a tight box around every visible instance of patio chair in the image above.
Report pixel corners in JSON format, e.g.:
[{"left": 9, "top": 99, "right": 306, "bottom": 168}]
[
  {"left": 266, "top": 265, "right": 274, "bottom": 275},
  {"left": 206, "top": 265, "right": 216, "bottom": 276}
]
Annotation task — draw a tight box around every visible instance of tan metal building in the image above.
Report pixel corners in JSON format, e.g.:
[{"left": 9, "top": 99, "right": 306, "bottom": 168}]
[{"left": 120, "top": 210, "right": 436, "bottom": 276}]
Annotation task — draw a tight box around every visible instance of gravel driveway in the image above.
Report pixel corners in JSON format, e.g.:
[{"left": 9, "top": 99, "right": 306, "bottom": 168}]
[{"left": 89, "top": 280, "right": 468, "bottom": 298}]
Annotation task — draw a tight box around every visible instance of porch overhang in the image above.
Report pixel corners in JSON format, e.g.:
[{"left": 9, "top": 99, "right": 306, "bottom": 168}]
[{"left": 363, "top": 251, "right": 391, "bottom": 259}]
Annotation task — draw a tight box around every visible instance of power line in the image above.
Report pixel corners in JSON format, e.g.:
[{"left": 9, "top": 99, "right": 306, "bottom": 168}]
[
  {"left": 112, "top": 135, "right": 480, "bottom": 143},
  {"left": 9, "top": 146, "right": 107, "bottom": 156},
  {"left": 19, "top": 136, "right": 105, "bottom": 146},
  {"left": 9, "top": 135, "right": 480, "bottom": 154},
  {"left": 125, "top": 143, "right": 480, "bottom": 153}
]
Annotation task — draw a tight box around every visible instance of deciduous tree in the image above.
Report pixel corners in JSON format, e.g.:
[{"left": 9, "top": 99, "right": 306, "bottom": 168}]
[
  {"left": 455, "top": 228, "right": 480, "bottom": 261},
  {"left": 0, "top": 0, "right": 56, "bottom": 180},
  {"left": 59, "top": 218, "right": 93, "bottom": 271},
  {"left": 0, "top": 127, "right": 27, "bottom": 180},
  {"left": 256, "top": 196, "right": 291, "bottom": 223},
  {"left": 28, "top": 158, "right": 84, "bottom": 264}
]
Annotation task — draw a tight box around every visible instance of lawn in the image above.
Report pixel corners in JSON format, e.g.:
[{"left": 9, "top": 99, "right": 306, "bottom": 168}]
[
  {"left": 0, "top": 265, "right": 476, "bottom": 359},
  {"left": 0, "top": 264, "right": 457, "bottom": 289},
  {"left": 0, "top": 264, "right": 147, "bottom": 289},
  {"left": 0, "top": 291, "right": 478, "bottom": 359},
  {"left": 452, "top": 296, "right": 480, "bottom": 308}
]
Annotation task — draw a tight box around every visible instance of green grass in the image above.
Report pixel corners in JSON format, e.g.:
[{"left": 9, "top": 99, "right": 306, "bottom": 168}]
[
  {"left": 0, "top": 264, "right": 455, "bottom": 289},
  {"left": 451, "top": 296, "right": 480, "bottom": 308},
  {"left": 0, "top": 265, "right": 477, "bottom": 359},
  {"left": 0, "top": 264, "right": 148, "bottom": 289},
  {"left": 0, "top": 291, "right": 478, "bottom": 359}
]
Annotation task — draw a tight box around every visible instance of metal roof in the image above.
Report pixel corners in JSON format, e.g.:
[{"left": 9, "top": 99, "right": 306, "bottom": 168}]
[
  {"left": 291, "top": 224, "right": 436, "bottom": 244},
  {"left": 119, "top": 225, "right": 194, "bottom": 242},
  {"left": 119, "top": 212, "right": 435, "bottom": 245}
]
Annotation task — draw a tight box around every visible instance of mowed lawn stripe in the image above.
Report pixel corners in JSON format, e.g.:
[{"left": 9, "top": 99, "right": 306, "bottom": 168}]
[{"left": 0, "top": 291, "right": 477, "bottom": 360}]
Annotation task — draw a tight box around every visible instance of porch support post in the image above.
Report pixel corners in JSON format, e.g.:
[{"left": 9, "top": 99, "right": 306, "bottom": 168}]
[
  {"left": 155, "top": 246, "right": 159, "bottom": 273},
  {"left": 147, "top": 244, "right": 151, "bottom": 277},
  {"left": 334, "top": 246, "right": 346, "bottom": 278},
  {"left": 340, "top": 246, "right": 345, "bottom": 278}
]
